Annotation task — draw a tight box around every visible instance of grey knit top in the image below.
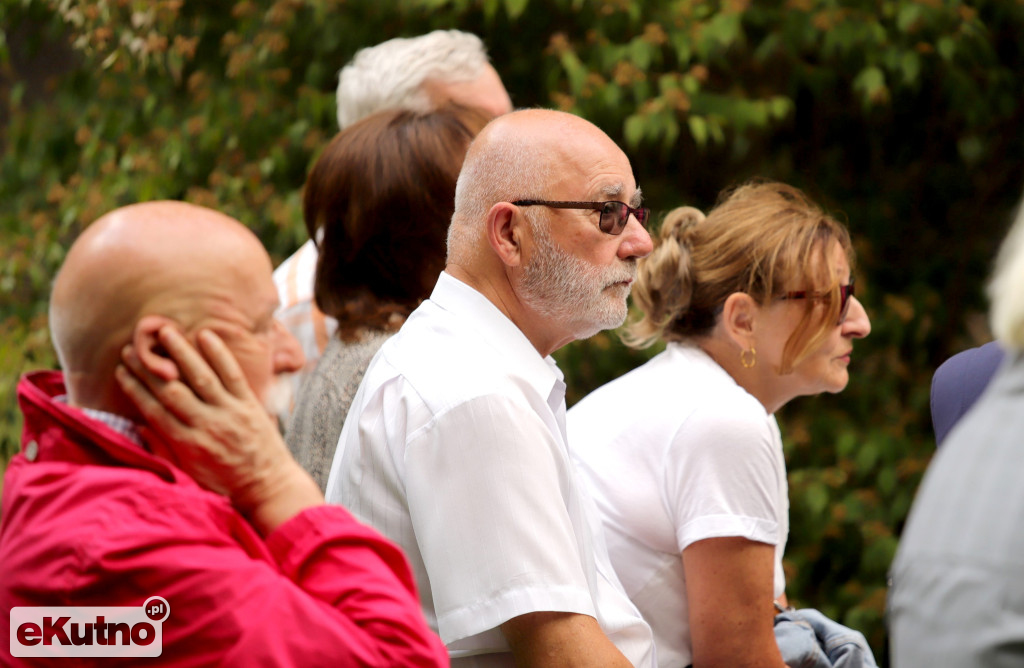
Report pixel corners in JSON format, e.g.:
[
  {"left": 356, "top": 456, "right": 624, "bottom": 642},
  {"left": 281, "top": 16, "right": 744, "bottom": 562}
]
[{"left": 285, "top": 330, "right": 392, "bottom": 492}]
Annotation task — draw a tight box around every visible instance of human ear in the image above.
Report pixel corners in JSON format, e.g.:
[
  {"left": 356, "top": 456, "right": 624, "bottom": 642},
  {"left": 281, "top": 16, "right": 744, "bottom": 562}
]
[
  {"left": 720, "top": 292, "right": 758, "bottom": 350},
  {"left": 486, "top": 202, "right": 524, "bottom": 268},
  {"left": 131, "top": 315, "right": 183, "bottom": 381}
]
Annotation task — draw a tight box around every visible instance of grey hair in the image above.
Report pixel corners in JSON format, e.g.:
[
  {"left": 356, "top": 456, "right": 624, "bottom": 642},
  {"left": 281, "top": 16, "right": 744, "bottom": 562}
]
[
  {"left": 989, "top": 197, "right": 1024, "bottom": 350},
  {"left": 446, "top": 122, "right": 553, "bottom": 266},
  {"left": 336, "top": 30, "right": 490, "bottom": 129}
]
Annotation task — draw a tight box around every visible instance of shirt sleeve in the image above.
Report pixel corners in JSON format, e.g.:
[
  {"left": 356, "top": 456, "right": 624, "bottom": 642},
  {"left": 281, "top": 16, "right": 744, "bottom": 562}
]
[
  {"left": 264, "top": 504, "right": 450, "bottom": 666},
  {"left": 75, "top": 489, "right": 449, "bottom": 667},
  {"left": 663, "top": 401, "right": 785, "bottom": 553},
  {"left": 404, "top": 394, "right": 596, "bottom": 649}
]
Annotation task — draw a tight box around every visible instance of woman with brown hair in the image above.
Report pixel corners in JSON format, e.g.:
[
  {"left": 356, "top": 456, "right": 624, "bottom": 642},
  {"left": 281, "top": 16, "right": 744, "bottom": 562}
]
[
  {"left": 287, "top": 105, "right": 492, "bottom": 490},
  {"left": 567, "top": 180, "right": 872, "bottom": 667}
]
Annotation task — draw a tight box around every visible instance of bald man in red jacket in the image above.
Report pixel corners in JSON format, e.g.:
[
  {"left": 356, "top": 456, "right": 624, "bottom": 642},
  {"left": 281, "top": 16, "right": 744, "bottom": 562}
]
[{"left": 0, "top": 201, "right": 448, "bottom": 666}]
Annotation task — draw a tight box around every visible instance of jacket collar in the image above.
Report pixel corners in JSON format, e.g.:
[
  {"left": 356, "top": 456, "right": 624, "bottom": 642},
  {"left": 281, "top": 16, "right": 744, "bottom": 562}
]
[{"left": 17, "top": 370, "right": 185, "bottom": 484}]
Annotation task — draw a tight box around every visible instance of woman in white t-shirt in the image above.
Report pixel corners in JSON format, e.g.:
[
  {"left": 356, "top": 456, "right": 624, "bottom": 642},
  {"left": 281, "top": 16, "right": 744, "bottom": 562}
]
[{"left": 568, "top": 180, "right": 871, "bottom": 668}]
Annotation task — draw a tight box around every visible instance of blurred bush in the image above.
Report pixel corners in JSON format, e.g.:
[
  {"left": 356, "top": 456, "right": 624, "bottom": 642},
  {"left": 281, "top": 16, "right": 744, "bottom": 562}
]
[{"left": 4, "top": 0, "right": 1024, "bottom": 662}]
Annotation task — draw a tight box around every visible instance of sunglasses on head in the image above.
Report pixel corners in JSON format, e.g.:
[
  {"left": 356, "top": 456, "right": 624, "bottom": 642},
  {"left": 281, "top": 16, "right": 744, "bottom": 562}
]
[
  {"left": 512, "top": 199, "right": 650, "bottom": 235},
  {"left": 778, "top": 278, "right": 856, "bottom": 325}
]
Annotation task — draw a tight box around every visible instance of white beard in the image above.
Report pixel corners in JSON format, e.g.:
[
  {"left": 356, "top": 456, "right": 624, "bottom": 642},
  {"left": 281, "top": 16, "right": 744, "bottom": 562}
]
[
  {"left": 263, "top": 373, "right": 295, "bottom": 432},
  {"left": 519, "top": 218, "right": 636, "bottom": 339}
]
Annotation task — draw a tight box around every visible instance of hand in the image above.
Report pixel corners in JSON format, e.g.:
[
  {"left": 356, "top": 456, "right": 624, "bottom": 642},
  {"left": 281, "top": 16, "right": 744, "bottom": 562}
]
[{"left": 116, "top": 325, "right": 322, "bottom": 534}]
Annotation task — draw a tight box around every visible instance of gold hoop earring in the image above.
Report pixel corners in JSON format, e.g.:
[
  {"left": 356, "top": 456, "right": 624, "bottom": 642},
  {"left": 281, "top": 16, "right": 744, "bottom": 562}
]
[{"left": 740, "top": 346, "right": 757, "bottom": 369}]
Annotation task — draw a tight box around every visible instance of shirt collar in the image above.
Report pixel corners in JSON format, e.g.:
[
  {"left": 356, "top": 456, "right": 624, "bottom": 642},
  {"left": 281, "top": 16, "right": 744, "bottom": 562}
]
[
  {"left": 429, "top": 271, "right": 566, "bottom": 404},
  {"left": 55, "top": 394, "right": 144, "bottom": 446}
]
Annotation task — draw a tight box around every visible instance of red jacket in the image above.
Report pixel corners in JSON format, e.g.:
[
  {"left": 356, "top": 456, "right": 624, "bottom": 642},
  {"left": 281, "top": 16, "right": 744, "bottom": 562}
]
[{"left": 0, "top": 371, "right": 449, "bottom": 667}]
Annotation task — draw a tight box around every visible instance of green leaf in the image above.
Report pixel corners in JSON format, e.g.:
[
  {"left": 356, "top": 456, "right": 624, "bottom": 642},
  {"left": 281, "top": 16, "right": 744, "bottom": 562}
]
[
  {"left": 836, "top": 431, "right": 858, "bottom": 459},
  {"left": 624, "top": 114, "right": 645, "bottom": 148},
  {"left": 601, "top": 83, "right": 622, "bottom": 108},
  {"left": 768, "top": 95, "right": 792, "bottom": 120},
  {"left": 10, "top": 82, "right": 24, "bottom": 107},
  {"left": 896, "top": 4, "right": 922, "bottom": 34},
  {"left": 937, "top": 36, "right": 956, "bottom": 62},
  {"left": 503, "top": 0, "right": 528, "bottom": 20},
  {"left": 805, "top": 481, "right": 830, "bottom": 517},
  {"left": 753, "top": 32, "right": 780, "bottom": 63},
  {"left": 855, "top": 442, "right": 879, "bottom": 473},
  {"left": 671, "top": 32, "right": 692, "bottom": 65},
  {"left": 699, "top": 12, "right": 743, "bottom": 56},
  {"left": 629, "top": 37, "right": 654, "bottom": 71},
  {"left": 688, "top": 115, "right": 708, "bottom": 147},
  {"left": 559, "top": 51, "right": 587, "bottom": 94},
  {"left": 681, "top": 74, "right": 700, "bottom": 96},
  {"left": 707, "top": 116, "right": 725, "bottom": 144},
  {"left": 661, "top": 115, "right": 679, "bottom": 152},
  {"left": 853, "top": 66, "right": 887, "bottom": 105},
  {"left": 900, "top": 51, "right": 921, "bottom": 85}
]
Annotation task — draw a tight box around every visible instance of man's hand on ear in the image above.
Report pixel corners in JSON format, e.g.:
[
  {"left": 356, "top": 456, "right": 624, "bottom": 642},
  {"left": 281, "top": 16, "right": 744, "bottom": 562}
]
[{"left": 116, "top": 325, "right": 322, "bottom": 535}]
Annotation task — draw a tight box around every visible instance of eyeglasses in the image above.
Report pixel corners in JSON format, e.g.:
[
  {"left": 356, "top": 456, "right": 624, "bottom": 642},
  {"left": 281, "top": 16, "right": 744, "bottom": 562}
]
[
  {"left": 511, "top": 199, "right": 650, "bottom": 235},
  {"left": 778, "top": 278, "right": 856, "bottom": 324}
]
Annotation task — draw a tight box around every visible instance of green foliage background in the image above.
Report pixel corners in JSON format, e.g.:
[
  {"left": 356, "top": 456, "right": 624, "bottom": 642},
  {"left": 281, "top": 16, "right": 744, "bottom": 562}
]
[{"left": 4, "top": 0, "right": 1024, "bottom": 662}]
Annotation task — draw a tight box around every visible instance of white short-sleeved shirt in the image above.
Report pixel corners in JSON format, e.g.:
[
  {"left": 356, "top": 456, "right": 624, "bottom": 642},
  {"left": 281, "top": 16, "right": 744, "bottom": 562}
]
[
  {"left": 272, "top": 239, "right": 337, "bottom": 423},
  {"left": 325, "top": 272, "right": 655, "bottom": 668},
  {"left": 567, "top": 342, "right": 788, "bottom": 668}
]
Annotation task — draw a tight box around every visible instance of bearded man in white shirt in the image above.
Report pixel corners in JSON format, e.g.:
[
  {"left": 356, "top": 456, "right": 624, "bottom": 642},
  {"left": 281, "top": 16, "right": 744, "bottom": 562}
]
[{"left": 325, "top": 108, "right": 658, "bottom": 667}]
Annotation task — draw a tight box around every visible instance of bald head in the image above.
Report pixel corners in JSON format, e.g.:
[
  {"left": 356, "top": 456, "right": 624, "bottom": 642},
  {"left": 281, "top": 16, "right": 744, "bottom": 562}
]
[
  {"left": 50, "top": 201, "right": 281, "bottom": 409},
  {"left": 442, "top": 110, "right": 651, "bottom": 356},
  {"left": 447, "top": 109, "right": 631, "bottom": 265}
]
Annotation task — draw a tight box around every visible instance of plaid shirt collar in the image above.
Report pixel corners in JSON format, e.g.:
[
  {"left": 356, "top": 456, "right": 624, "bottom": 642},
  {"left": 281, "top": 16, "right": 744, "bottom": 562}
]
[{"left": 55, "top": 394, "right": 143, "bottom": 446}]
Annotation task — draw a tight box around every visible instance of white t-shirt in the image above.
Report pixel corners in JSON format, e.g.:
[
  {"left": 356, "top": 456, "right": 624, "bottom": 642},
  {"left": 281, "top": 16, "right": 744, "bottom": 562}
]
[
  {"left": 326, "top": 271, "right": 656, "bottom": 668},
  {"left": 567, "top": 342, "right": 788, "bottom": 668}
]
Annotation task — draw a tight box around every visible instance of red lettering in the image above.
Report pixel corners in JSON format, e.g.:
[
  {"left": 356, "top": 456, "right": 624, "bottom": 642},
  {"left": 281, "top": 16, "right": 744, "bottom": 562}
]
[
  {"left": 17, "top": 622, "right": 41, "bottom": 646},
  {"left": 95, "top": 615, "right": 108, "bottom": 645},
  {"left": 108, "top": 622, "right": 131, "bottom": 645},
  {"left": 70, "top": 622, "right": 94, "bottom": 645},
  {"left": 42, "top": 616, "right": 70, "bottom": 645},
  {"left": 131, "top": 622, "right": 155, "bottom": 646}
]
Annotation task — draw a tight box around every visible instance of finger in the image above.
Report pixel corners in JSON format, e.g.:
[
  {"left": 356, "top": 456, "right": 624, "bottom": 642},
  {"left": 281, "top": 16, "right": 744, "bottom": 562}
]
[
  {"left": 115, "top": 364, "right": 195, "bottom": 437},
  {"left": 120, "top": 348, "right": 212, "bottom": 426},
  {"left": 157, "top": 325, "right": 225, "bottom": 404},
  {"left": 115, "top": 361, "right": 160, "bottom": 414},
  {"left": 122, "top": 344, "right": 175, "bottom": 393},
  {"left": 122, "top": 343, "right": 177, "bottom": 386},
  {"left": 196, "top": 329, "right": 257, "bottom": 401},
  {"left": 128, "top": 337, "right": 180, "bottom": 382}
]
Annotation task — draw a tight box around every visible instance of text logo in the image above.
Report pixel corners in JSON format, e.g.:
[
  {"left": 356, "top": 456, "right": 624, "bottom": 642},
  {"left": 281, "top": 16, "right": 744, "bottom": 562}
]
[{"left": 11, "top": 596, "right": 169, "bottom": 658}]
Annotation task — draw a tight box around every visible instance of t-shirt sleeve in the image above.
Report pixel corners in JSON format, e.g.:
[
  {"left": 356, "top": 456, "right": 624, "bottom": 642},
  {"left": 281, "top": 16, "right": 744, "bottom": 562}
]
[
  {"left": 404, "top": 394, "right": 596, "bottom": 647},
  {"left": 663, "top": 402, "right": 785, "bottom": 553}
]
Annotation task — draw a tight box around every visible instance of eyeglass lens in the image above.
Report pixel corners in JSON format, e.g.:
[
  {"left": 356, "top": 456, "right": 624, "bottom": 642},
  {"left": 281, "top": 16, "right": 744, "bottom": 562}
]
[
  {"left": 839, "top": 281, "right": 855, "bottom": 322},
  {"left": 600, "top": 202, "right": 648, "bottom": 234}
]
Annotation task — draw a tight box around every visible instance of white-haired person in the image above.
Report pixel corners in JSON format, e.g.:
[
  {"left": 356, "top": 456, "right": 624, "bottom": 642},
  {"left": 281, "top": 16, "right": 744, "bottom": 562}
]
[
  {"left": 568, "top": 180, "right": 875, "bottom": 668},
  {"left": 889, "top": 197, "right": 1024, "bottom": 667},
  {"left": 274, "top": 30, "right": 512, "bottom": 424}
]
